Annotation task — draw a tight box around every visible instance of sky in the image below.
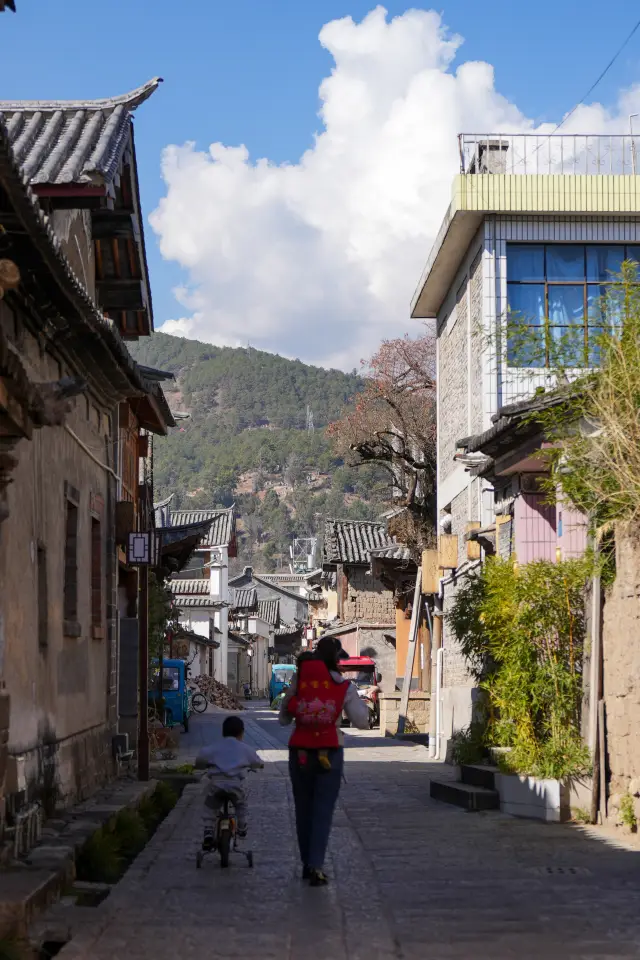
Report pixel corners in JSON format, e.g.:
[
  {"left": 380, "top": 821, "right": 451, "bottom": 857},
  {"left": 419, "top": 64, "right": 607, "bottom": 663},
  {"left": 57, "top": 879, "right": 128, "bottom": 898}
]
[{"left": 2, "top": 1, "right": 640, "bottom": 370}]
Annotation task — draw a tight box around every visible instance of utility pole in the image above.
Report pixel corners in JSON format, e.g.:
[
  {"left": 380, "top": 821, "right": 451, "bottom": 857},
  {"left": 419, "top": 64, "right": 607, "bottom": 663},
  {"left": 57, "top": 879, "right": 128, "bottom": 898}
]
[{"left": 138, "top": 565, "right": 150, "bottom": 780}]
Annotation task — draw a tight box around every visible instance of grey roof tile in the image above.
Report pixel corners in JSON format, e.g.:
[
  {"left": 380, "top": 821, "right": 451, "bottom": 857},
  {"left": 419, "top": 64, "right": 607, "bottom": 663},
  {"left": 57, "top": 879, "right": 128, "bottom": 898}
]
[
  {"left": 323, "top": 519, "right": 395, "bottom": 566},
  {"left": 232, "top": 588, "right": 257, "bottom": 611},
  {"left": 0, "top": 79, "right": 162, "bottom": 186},
  {"left": 257, "top": 598, "right": 280, "bottom": 626},
  {"left": 168, "top": 507, "right": 235, "bottom": 547},
  {"left": 369, "top": 543, "right": 413, "bottom": 563},
  {"left": 172, "top": 595, "right": 225, "bottom": 609},
  {"left": 170, "top": 579, "right": 210, "bottom": 596}
]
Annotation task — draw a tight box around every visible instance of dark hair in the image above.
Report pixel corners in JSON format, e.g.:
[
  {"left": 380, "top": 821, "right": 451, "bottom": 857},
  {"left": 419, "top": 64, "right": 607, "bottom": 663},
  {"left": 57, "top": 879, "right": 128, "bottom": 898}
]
[
  {"left": 222, "top": 716, "right": 244, "bottom": 738},
  {"left": 296, "top": 650, "right": 315, "bottom": 670},
  {"left": 314, "top": 635, "right": 344, "bottom": 674}
]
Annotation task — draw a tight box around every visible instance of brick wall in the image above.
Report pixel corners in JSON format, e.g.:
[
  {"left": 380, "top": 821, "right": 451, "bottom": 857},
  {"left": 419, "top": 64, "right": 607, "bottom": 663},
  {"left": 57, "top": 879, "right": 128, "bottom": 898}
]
[
  {"left": 343, "top": 566, "right": 395, "bottom": 623},
  {"left": 469, "top": 251, "right": 484, "bottom": 434}
]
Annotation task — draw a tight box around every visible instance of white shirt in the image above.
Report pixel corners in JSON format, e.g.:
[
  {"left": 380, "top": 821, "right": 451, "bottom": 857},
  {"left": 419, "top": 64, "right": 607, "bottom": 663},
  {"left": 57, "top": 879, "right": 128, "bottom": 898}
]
[{"left": 196, "top": 738, "right": 262, "bottom": 782}]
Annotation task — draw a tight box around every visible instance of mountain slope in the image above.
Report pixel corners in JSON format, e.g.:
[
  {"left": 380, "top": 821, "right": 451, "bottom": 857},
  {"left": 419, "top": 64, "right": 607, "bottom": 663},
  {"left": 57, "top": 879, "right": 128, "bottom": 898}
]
[{"left": 129, "top": 334, "right": 386, "bottom": 570}]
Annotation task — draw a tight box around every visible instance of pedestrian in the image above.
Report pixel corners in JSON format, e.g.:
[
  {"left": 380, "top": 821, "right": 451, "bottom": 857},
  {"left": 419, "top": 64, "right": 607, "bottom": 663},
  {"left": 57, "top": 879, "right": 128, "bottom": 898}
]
[{"left": 279, "top": 636, "right": 369, "bottom": 886}]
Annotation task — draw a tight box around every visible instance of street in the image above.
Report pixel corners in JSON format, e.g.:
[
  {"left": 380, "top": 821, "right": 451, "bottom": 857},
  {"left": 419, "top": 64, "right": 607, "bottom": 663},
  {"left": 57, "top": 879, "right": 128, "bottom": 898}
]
[{"left": 58, "top": 706, "right": 640, "bottom": 960}]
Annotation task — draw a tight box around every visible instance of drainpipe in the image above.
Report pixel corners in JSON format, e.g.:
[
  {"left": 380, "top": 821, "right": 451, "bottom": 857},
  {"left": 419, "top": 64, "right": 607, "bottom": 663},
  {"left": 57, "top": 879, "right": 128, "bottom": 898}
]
[{"left": 429, "top": 561, "right": 482, "bottom": 759}]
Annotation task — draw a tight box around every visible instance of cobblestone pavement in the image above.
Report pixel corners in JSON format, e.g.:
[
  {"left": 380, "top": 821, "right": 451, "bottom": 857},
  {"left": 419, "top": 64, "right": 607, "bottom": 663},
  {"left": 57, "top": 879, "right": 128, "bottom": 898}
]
[{"left": 59, "top": 705, "right": 640, "bottom": 960}]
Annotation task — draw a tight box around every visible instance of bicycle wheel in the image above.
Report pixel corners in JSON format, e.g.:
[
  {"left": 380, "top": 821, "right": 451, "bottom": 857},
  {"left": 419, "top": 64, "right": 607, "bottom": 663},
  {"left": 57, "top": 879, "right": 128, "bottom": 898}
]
[
  {"left": 219, "top": 829, "right": 231, "bottom": 868},
  {"left": 191, "top": 692, "right": 208, "bottom": 714}
]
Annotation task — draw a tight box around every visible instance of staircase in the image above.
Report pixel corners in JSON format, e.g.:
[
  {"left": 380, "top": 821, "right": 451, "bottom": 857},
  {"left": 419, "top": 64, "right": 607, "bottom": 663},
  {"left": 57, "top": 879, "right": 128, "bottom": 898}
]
[{"left": 430, "top": 764, "right": 500, "bottom": 812}]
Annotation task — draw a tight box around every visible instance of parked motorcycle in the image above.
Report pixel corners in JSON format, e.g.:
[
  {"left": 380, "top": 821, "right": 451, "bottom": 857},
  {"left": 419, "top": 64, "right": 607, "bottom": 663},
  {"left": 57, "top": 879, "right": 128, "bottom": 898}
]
[{"left": 362, "top": 694, "right": 380, "bottom": 729}]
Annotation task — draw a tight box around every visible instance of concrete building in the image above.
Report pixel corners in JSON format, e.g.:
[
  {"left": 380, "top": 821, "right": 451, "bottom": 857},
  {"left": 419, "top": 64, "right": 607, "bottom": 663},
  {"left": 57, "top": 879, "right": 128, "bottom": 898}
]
[{"left": 411, "top": 132, "right": 640, "bottom": 758}]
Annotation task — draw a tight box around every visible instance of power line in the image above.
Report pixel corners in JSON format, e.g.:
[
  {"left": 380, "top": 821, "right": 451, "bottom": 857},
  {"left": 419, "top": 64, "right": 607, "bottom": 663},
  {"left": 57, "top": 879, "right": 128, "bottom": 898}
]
[{"left": 542, "top": 15, "right": 640, "bottom": 142}]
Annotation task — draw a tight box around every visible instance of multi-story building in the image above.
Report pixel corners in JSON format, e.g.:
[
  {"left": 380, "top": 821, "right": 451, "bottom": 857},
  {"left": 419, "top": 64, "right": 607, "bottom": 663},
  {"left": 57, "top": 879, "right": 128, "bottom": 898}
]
[{"left": 411, "top": 133, "right": 640, "bottom": 758}]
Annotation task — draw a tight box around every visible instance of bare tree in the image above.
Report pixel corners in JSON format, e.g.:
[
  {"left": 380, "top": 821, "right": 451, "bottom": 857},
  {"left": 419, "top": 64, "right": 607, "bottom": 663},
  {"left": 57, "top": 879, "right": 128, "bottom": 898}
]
[{"left": 328, "top": 333, "right": 437, "bottom": 532}]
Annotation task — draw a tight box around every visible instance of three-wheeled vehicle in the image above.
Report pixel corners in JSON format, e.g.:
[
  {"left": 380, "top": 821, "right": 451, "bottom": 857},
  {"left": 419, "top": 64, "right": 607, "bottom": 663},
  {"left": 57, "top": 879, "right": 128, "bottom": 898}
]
[
  {"left": 337, "top": 656, "right": 382, "bottom": 729},
  {"left": 149, "top": 658, "right": 192, "bottom": 732},
  {"left": 268, "top": 663, "right": 296, "bottom": 708}
]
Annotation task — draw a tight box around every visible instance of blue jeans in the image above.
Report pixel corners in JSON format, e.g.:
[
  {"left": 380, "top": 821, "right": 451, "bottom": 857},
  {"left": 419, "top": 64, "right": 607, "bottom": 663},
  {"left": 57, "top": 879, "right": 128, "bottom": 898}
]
[{"left": 288, "top": 748, "right": 343, "bottom": 871}]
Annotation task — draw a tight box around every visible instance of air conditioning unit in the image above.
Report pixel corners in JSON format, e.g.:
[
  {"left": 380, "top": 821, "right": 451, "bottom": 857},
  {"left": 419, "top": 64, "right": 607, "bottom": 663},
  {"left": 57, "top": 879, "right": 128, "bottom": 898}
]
[{"left": 5, "top": 755, "right": 26, "bottom": 795}]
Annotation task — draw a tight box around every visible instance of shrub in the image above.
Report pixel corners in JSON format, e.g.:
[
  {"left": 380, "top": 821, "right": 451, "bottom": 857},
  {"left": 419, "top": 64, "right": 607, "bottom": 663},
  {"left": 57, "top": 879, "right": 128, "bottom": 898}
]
[
  {"left": 449, "top": 556, "right": 592, "bottom": 781},
  {"left": 137, "top": 795, "right": 161, "bottom": 833},
  {"left": 76, "top": 828, "right": 122, "bottom": 883},
  {"left": 450, "top": 721, "right": 488, "bottom": 766},
  {"left": 620, "top": 794, "right": 637, "bottom": 831},
  {"left": 152, "top": 781, "right": 178, "bottom": 818},
  {"left": 113, "top": 810, "right": 148, "bottom": 862}
]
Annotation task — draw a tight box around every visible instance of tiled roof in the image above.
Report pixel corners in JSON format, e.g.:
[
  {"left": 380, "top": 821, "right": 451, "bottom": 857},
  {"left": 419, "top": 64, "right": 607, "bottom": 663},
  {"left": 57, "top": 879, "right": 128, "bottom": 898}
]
[
  {"left": 232, "top": 588, "right": 257, "bottom": 611},
  {"left": 0, "top": 78, "right": 162, "bottom": 187},
  {"left": 168, "top": 507, "right": 235, "bottom": 547},
  {"left": 172, "top": 595, "right": 224, "bottom": 609},
  {"left": 275, "top": 622, "right": 303, "bottom": 637},
  {"left": 323, "top": 519, "right": 395, "bottom": 566},
  {"left": 369, "top": 543, "right": 413, "bottom": 563},
  {"left": 257, "top": 598, "right": 280, "bottom": 626},
  {"left": 0, "top": 115, "right": 163, "bottom": 405},
  {"left": 170, "top": 579, "right": 210, "bottom": 596}
]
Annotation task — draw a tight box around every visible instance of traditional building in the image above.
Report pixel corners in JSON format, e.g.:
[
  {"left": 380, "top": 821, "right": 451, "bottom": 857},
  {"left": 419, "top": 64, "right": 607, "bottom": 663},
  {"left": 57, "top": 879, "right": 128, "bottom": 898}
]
[
  {"left": 0, "top": 101, "right": 172, "bottom": 836},
  {"left": 321, "top": 519, "right": 397, "bottom": 690},
  {"left": 411, "top": 132, "right": 640, "bottom": 758},
  {"left": 161, "top": 506, "right": 237, "bottom": 684}
]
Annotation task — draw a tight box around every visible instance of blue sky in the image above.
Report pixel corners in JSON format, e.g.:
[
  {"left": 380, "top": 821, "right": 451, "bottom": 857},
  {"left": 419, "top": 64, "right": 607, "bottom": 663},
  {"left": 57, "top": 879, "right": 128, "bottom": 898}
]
[{"left": 2, "top": 2, "right": 640, "bottom": 366}]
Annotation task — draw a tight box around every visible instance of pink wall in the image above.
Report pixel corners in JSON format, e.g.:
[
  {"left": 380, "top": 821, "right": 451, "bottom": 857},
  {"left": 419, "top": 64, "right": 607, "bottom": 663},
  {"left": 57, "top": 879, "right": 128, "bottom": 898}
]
[
  {"left": 514, "top": 493, "right": 557, "bottom": 563},
  {"left": 556, "top": 502, "right": 588, "bottom": 559}
]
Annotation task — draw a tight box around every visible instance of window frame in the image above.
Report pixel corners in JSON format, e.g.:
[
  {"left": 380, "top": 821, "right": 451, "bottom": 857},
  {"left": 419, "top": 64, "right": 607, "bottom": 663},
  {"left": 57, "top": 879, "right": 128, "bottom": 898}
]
[
  {"left": 506, "top": 242, "right": 639, "bottom": 368},
  {"left": 63, "top": 483, "right": 81, "bottom": 637}
]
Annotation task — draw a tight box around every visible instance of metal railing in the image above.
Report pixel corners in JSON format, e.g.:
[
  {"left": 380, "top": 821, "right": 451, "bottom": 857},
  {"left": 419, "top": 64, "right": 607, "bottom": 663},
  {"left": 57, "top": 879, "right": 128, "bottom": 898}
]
[{"left": 459, "top": 134, "right": 640, "bottom": 176}]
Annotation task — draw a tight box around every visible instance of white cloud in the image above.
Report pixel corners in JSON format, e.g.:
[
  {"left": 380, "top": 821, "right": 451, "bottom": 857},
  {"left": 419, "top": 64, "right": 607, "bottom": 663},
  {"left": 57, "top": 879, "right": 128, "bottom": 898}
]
[{"left": 150, "top": 5, "right": 640, "bottom": 370}]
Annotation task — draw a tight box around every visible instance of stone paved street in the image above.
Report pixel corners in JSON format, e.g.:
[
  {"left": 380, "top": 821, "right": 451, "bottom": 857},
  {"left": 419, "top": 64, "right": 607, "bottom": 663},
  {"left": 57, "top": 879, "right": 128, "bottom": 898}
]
[{"left": 58, "top": 705, "right": 640, "bottom": 960}]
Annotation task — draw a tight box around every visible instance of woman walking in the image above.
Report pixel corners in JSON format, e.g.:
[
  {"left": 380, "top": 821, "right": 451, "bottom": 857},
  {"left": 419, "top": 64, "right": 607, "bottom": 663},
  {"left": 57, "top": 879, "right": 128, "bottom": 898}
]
[{"left": 279, "top": 636, "right": 369, "bottom": 886}]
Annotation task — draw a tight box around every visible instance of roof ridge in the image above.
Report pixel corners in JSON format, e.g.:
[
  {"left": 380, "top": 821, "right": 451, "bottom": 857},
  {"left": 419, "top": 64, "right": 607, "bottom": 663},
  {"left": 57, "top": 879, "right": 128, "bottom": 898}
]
[{"left": 0, "top": 77, "right": 163, "bottom": 114}]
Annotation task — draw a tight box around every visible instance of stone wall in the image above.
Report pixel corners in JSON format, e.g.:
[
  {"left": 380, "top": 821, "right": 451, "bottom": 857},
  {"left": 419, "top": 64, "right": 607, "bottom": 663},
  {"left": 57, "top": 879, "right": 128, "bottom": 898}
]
[
  {"left": 380, "top": 693, "right": 430, "bottom": 735},
  {"left": 602, "top": 528, "right": 640, "bottom": 797},
  {"left": 342, "top": 566, "right": 395, "bottom": 623}
]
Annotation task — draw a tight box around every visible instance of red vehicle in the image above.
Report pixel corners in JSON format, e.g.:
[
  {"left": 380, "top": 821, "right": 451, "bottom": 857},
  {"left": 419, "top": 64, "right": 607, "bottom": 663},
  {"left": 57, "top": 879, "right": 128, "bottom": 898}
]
[{"left": 337, "top": 656, "right": 382, "bottom": 729}]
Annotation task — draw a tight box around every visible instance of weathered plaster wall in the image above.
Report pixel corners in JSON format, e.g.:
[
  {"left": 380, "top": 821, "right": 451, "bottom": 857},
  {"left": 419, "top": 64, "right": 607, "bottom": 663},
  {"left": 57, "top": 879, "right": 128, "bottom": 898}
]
[
  {"left": 0, "top": 324, "right": 115, "bottom": 805},
  {"left": 602, "top": 529, "right": 640, "bottom": 797}
]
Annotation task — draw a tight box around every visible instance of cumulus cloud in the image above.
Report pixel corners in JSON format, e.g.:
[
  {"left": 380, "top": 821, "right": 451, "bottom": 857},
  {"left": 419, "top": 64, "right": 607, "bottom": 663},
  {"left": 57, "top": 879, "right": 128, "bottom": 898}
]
[{"left": 150, "top": 5, "right": 640, "bottom": 370}]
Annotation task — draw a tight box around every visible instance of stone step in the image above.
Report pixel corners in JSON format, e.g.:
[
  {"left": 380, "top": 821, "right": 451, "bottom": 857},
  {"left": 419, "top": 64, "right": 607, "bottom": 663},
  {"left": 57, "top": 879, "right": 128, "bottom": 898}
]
[
  {"left": 460, "top": 763, "right": 499, "bottom": 791},
  {"left": 430, "top": 778, "right": 500, "bottom": 812}
]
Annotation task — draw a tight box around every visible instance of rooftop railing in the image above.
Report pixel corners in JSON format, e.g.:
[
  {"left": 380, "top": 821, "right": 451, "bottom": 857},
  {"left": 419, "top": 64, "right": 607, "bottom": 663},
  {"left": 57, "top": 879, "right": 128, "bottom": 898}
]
[{"left": 459, "top": 133, "right": 640, "bottom": 176}]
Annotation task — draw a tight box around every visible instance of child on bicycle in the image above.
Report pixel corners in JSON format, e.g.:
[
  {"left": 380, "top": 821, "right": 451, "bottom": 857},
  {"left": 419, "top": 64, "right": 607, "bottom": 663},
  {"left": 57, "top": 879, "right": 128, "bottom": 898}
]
[{"left": 195, "top": 716, "right": 263, "bottom": 848}]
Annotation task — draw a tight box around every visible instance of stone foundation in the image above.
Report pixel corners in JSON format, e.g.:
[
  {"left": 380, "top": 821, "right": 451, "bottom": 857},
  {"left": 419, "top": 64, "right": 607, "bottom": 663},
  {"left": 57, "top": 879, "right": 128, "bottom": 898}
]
[{"left": 380, "top": 692, "right": 430, "bottom": 736}]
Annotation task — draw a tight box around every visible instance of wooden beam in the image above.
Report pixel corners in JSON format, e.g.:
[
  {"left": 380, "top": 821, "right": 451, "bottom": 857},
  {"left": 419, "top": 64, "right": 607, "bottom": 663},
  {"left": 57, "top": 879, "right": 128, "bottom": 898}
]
[
  {"left": 397, "top": 568, "right": 422, "bottom": 735},
  {"left": 438, "top": 534, "right": 459, "bottom": 570},
  {"left": 466, "top": 521, "right": 481, "bottom": 560},
  {"left": 421, "top": 549, "right": 439, "bottom": 594},
  {"left": 96, "top": 279, "right": 145, "bottom": 311},
  {"left": 92, "top": 210, "right": 135, "bottom": 240}
]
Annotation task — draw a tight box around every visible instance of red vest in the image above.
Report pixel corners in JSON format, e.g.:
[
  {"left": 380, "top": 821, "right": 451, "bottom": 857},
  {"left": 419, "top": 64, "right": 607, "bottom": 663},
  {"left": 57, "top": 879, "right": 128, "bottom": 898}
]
[{"left": 287, "top": 659, "right": 349, "bottom": 749}]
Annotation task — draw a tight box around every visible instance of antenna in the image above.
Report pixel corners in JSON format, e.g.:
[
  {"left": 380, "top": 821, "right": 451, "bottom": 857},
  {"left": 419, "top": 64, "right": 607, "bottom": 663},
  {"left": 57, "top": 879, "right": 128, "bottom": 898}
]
[
  {"left": 290, "top": 537, "right": 317, "bottom": 574},
  {"left": 306, "top": 405, "right": 314, "bottom": 434}
]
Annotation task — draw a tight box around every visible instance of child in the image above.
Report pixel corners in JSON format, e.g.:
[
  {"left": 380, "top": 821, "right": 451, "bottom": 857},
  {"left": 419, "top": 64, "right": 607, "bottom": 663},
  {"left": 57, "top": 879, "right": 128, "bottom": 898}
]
[{"left": 195, "top": 716, "right": 263, "bottom": 849}]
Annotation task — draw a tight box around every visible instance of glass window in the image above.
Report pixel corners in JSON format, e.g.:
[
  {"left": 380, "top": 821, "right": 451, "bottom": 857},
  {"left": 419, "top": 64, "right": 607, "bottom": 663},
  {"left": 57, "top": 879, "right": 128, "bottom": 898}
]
[
  {"left": 507, "top": 244, "right": 544, "bottom": 282},
  {"left": 586, "top": 245, "right": 625, "bottom": 281},
  {"left": 549, "top": 325, "right": 586, "bottom": 369},
  {"left": 507, "top": 284, "right": 545, "bottom": 325},
  {"left": 546, "top": 245, "right": 585, "bottom": 281},
  {"left": 548, "top": 285, "right": 584, "bottom": 326}
]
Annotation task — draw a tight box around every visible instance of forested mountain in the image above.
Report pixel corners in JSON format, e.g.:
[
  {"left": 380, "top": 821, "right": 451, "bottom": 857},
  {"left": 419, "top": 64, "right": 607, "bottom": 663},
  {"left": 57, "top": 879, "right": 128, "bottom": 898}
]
[{"left": 129, "top": 333, "right": 388, "bottom": 571}]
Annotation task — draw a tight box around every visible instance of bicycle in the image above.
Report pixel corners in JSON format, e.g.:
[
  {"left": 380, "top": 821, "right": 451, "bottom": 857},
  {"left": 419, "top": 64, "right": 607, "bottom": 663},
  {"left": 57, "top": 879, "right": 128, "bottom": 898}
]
[
  {"left": 190, "top": 689, "right": 208, "bottom": 714},
  {"left": 196, "top": 789, "right": 254, "bottom": 870}
]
